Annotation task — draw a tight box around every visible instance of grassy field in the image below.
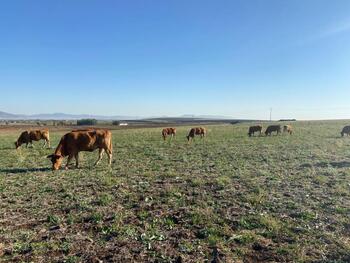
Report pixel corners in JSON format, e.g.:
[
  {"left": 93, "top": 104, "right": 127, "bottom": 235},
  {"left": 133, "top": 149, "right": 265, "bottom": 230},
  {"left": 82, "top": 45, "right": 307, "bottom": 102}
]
[{"left": 0, "top": 121, "right": 349, "bottom": 262}]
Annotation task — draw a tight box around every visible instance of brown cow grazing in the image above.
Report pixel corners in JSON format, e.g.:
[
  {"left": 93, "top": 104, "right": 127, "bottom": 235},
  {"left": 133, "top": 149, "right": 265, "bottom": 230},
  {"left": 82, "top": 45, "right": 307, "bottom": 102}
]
[
  {"left": 341, "top": 125, "right": 350, "bottom": 137},
  {"left": 15, "top": 129, "right": 50, "bottom": 149},
  {"left": 47, "top": 129, "right": 112, "bottom": 170},
  {"left": 265, "top": 125, "right": 281, "bottom": 136},
  {"left": 162, "top": 128, "right": 176, "bottom": 141},
  {"left": 186, "top": 127, "right": 206, "bottom": 142},
  {"left": 283, "top": 125, "right": 293, "bottom": 135},
  {"left": 248, "top": 125, "right": 263, "bottom": 137}
]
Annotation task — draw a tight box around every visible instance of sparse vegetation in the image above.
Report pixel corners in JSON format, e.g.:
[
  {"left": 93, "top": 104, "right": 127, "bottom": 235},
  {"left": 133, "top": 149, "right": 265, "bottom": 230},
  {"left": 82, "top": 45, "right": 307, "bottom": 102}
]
[{"left": 0, "top": 120, "right": 349, "bottom": 262}]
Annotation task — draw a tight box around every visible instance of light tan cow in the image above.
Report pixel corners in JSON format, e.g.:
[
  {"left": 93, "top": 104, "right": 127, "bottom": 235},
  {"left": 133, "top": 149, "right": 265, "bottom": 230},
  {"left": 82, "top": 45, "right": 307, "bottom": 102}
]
[{"left": 283, "top": 125, "right": 293, "bottom": 135}]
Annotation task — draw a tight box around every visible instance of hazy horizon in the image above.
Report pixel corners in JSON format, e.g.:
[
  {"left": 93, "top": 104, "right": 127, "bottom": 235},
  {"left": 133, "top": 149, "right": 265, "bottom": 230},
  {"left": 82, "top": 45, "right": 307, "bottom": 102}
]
[
  {"left": 1, "top": 1, "right": 350, "bottom": 120},
  {"left": 2, "top": 109, "right": 350, "bottom": 121}
]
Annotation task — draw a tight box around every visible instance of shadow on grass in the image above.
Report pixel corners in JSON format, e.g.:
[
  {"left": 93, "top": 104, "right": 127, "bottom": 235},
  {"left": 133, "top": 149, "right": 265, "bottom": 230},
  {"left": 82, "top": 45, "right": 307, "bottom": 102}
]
[
  {"left": 0, "top": 147, "right": 16, "bottom": 150},
  {"left": 0, "top": 167, "right": 51, "bottom": 174},
  {"left": 300, "top": 161, "right": 350, "bottom": 169}
]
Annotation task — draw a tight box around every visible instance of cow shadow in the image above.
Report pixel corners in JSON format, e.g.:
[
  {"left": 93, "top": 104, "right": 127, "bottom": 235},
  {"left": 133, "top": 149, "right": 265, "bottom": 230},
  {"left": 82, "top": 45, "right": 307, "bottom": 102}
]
[
  {"left": 300, "top": 161, "right": 350, "bottom": 169},
  {"left": 0, "top": 147, "right": 52, "bottom": 151},
  {"left": 0, "top": 167, "right": 51, "bottom": 174},
  {"left": 0, "top": 147, "right": 16, "bottom": 150}
]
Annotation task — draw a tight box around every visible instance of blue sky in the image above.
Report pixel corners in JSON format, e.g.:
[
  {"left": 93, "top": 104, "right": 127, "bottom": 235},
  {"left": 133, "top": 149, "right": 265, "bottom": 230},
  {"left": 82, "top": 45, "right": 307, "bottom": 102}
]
[{"left": 1, "top": 0, "right": 350, "bottom": 120}]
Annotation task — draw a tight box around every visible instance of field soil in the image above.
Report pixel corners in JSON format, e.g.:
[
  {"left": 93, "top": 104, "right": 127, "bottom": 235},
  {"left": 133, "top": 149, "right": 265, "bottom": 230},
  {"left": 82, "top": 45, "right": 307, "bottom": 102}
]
[{"left": 0, "top": 121, "right": 349, "bottom": 262}]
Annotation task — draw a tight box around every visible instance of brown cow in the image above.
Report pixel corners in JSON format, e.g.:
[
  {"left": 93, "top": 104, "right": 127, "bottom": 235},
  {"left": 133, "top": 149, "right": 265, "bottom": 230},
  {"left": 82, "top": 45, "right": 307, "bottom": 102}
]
[
  {"left": 248, "top": 125, "right": 263, "bottom": 137},
  {"left": 265, "top": 125, "right": 281, "bottom": 136},
  {"left": 47, "top": 129, "right": 112, "bottom": 170},
  {"left": 186, "top": 127, "right": 206, "bottom": 142},
  {"left": 15, "top": 129, "right": 50, "bottom": 149},
  {"left": 283, "top": 125, "right": 293, "bottom": 135},
  {"left": 341, "top": 125, "right": 350, "bottom": 137},
  {"left": 162, "top": 128, "right": 176, "bottom": 141}
]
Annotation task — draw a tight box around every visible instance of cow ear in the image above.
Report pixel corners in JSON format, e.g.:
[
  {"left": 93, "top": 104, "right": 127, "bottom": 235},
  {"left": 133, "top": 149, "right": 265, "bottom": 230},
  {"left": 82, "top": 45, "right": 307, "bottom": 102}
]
[{"left": 47, "top": 154, "right": 54, "bottom": 158}]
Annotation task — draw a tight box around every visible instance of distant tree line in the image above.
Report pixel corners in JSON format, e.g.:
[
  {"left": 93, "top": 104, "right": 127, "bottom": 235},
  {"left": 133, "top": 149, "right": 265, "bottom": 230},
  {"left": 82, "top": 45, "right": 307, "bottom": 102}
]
[
  {"left": 77, "top": 119, "right": 98, "bottom": 125},
  {"left": 279, "top": 119, "right": 296, "bottom": 122},
  {"left": 112, "top": 121, "right": 120, "bottom": 125}
]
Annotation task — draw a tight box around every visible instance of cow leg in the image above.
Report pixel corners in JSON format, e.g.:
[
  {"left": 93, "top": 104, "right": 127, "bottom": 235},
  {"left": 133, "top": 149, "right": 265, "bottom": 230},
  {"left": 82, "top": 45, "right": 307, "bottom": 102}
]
[
  {"left": 43, "top": 140, "right": 46, "bottom": 148},
  {"left": 65, "top": 155, "right": 74, "bottom": 169},
  {"left": 75, "top": 153, "right": 79, "bottom": 168},
  {"left": 105, "top": 148, "right": 112, "bottom": 166},
  {"left": 45, "top": 139, "right": 51, "bottom": 148},
  {"left": 95, "top": 148, "right": 105, "bottom": 166}
]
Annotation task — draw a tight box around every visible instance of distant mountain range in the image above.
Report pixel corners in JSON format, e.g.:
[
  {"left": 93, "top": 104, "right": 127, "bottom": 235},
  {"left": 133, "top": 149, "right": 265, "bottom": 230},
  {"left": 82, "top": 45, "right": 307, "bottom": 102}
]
[
  {"left": 0, "top": 111, "right": 234, "bottom": 121},
  {"left": 0, "top": 111, "right": 139, "bottom": 120}
]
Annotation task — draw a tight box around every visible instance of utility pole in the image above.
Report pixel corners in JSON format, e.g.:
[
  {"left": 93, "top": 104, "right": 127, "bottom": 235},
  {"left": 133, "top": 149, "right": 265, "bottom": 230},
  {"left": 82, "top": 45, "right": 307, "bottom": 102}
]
[{"left": 269, "top": 108, "right": 272, "bottom": 121}]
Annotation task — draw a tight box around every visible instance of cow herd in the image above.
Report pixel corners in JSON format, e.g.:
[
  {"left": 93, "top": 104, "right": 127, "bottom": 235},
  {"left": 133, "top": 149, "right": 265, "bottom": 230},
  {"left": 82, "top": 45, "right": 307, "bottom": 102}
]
[
  {"left": 13, "top": 124, "right": 350, "bottom": 171},
  {"left": 248, "top": 124, "right": 293, "bottom": 137},
  {"left": 161, "top": 127, "right": 207, "bottom": 142}
]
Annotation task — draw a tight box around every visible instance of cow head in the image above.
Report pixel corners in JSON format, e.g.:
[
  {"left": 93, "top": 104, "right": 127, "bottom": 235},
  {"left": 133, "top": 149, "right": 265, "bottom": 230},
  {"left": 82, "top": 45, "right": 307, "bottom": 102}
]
[
  {"left": 47, "top": 154, "right": 63, "bottom": 170},
  {"left": 14, "top": 141, "right": 20, "bottom": 149},
  {"left": 186, "top": 135, "right": 190, "bottom": 141}
]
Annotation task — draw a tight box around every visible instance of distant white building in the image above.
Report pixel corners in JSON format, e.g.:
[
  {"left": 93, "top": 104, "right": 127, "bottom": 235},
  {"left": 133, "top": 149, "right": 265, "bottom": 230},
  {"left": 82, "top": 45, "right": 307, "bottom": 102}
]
[{"left": 119, "top": 122, "right": 128, "bottom": 126}]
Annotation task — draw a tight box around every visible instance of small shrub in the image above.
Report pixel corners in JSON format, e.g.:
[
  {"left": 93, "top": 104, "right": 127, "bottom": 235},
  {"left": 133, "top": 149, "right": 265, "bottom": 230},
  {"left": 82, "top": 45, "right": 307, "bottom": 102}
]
[{"left": 112, "top": 121, "right": 120, "bottom": 125}]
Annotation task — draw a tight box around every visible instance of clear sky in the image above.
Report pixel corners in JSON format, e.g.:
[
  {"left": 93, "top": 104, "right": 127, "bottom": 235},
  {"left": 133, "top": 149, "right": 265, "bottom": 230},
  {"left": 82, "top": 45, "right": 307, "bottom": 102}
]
[{"left": 1, "top": 0, "right": 350, "bottom": 120}]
